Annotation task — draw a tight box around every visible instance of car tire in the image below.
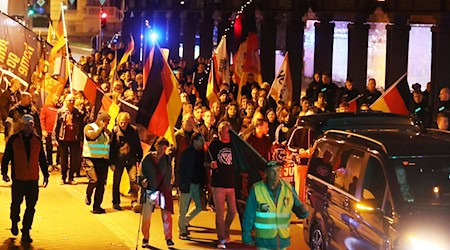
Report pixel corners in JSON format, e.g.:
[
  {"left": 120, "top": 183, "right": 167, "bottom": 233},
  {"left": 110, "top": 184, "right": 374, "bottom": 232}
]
[{"left": 310, "top": 223, "right": 326, "bottom": 250}]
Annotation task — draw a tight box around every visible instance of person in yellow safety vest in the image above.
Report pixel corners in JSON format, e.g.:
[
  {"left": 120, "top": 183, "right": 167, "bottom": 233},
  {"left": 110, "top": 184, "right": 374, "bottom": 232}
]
[
  {"left": 242, "top": 161, "right": 309, "bottom": 250},
  {"left": 83, "top": 110, "right": 111, "bottom": 214}
]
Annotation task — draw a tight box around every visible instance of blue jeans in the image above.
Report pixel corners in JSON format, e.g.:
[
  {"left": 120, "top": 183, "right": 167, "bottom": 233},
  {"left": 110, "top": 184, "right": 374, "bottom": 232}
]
[{"left": 178, "top": 183, "right": 203, "bottom": 234}]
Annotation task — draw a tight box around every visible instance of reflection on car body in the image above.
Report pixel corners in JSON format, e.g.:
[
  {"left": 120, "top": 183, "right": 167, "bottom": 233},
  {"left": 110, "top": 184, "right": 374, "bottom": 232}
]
[{"left": 303, "top": 129, "right": 450, "bottom": 250}]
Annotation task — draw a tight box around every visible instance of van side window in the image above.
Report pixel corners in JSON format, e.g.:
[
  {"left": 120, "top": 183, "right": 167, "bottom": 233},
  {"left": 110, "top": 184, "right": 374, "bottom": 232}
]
[
  {"left": 308, "top": 141, "right": 339, "bottom": 184},
  {"left": 333, "top": 149, "right": 365, "bottom": 196},
  {"left": 287, "top": 127, "right": 311, "bottom": 150},
  {"left": 362, "top": 157, "right": 386, "bottom": 208}
]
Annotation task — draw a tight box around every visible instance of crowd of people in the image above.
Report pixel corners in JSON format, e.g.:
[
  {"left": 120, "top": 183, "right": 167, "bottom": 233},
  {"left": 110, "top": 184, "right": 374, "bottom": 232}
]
[{"left": 0, "top": 41, "right": 449, "bottom": 248}]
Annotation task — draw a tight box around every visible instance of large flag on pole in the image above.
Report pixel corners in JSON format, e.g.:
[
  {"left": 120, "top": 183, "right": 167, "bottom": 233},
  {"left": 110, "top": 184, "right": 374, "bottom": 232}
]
[
  {"left": 233, "top": 1, "right": 262, "bottom": 101},
  {"left": 136, "top": 43, "right": 182, "bottom": 146},
  {"left": 269, "top": 52, "right": 292, "bottom": 104},
  {"left": 229, "top": 129, "right": 267, "bottom": 222},
  {"left": 0, "top": 12, "right": 42, "bottom": 83},
  {"left": 214, "top": 35, "right": 230, "bottom": 85},
  {"left": 370, "top": 73, "right": 411, "bottom": 115},
  {"left": 118, "top": 34, "right": 134, "bottom": 68}
]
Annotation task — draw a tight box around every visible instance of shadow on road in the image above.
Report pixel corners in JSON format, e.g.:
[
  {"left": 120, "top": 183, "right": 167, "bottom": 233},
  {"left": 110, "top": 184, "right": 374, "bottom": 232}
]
[{"left": 1, "top": 238, "right": 35, "bottom": 250}]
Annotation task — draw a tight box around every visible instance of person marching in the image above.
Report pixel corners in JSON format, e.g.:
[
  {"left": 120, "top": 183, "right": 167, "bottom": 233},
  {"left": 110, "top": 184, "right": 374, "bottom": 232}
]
[
  {"left": 139, "top": 137, "right": 175, "bottom": 248},
  {"left": 82, "top": 110, "right": 111, "bottom": 214},
  {"left": 242, "top": 161, "right": 309, "bottom": 250},
  {"left": 177, "top": 132, "right": 206, "bottom": 240},
  {"left": 109, "top": 112, "right": 143, "bottom": 212},
  {"left": 1, "top": 114, "right": 49, "bottom": 243}
]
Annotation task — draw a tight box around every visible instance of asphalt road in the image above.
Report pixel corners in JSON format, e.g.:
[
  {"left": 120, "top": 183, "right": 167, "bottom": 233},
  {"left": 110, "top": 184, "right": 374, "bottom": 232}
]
[{"left": 0, "top": 168, "right": 309, "bottom": 250}]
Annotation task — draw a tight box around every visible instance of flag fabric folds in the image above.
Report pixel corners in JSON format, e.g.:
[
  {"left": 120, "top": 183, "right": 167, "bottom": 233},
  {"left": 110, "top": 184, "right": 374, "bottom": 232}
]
[
  {"left": 370, "top": 73, "right": 411, "bottom": 115},
  {"left": 214, "top": 35, "right": 230, "bottom": 85},
  {"left": 136, "top": 43, "right": 182, "bottom": 146},
  {"left": 206, "top": 59, "right": 219, "bottom": 104},
  {"left": 229, "top": 129, "right": 267, "bottom": 220},
  {"left": 347, "top": 95, "right": 362, "bottom": 112},
  {"left": 71, "top": 65, "right": 99, "bottom": 104},
  {"left": 232, "top": 1, "right": 262, "bottom": 101},
  {"left": 269, "top": 52, "right": 292, "bottom": 104},
  {"left": 0, "top": 12, "right": 42, "bottom": 83},
  {"left": 118, "top": 35, "right": 134, "bottom": 68}
]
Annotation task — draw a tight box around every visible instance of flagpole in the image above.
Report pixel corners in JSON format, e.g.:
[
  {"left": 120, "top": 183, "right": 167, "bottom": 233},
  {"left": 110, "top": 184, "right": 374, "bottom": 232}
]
[{"left": 60, "top": 1, "right": 73, "bottom": 93}]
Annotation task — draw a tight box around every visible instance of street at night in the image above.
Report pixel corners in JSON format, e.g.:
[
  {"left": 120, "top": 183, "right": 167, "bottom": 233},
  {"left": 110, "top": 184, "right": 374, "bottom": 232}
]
[{"left": 0, "top": 0, "right": 450, "bottom": 249}]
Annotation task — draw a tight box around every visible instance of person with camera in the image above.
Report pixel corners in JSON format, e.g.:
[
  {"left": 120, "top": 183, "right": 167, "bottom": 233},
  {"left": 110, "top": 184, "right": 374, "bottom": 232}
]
[
  {"left": 109, "top": 112, "right": 143, "bottom": 212},
  {"left": 82, "top": 111, "right": 111, "bottom": 214},
  {"left": 139, "top": 137, "right": 175, "bottom": 248}
]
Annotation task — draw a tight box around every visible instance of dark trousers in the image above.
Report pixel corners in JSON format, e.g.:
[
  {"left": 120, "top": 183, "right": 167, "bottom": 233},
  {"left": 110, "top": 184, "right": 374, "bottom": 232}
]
[
  {"left": 112, "top": 164, "right": 139, "bottom": 205},
  {"left": 10, "top": 180, "right": 39, "bottom": 230},
  {"left": 44, "top": 133, "right": 53, "bottom": 166},
  {"left": 86, "top": 158, "right": 109, "bottom": 209},
  {"left": 59, "top": 141, "right": 81, "bottom": 181}
]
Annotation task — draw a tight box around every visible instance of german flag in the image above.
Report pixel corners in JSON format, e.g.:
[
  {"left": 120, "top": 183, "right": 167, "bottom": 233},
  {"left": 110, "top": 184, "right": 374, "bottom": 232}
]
[
  {"left": 206, "top": 58, "right": 219, "bottom": 104},
  {"left": 371, "top": 73, "right": 411, "bottom": 115},
  {"left": 118, "top": 34, "right": 134, "bottom": 68},
  {"left": 136, "top": 43, "right": 182, "bottom": 146}
]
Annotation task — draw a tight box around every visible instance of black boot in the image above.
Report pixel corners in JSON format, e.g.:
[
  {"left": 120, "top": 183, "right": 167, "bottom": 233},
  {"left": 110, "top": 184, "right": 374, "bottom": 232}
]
[
  {"left": 11, "top": 222, "right": 18, "bottom": 236},
  {"left": 21, "top": 229, "right": 33, "bottom": 243}
]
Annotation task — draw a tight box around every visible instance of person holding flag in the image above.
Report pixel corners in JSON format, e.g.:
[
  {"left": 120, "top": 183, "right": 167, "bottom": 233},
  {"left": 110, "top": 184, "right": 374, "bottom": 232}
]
[{"left": 242, "top": 161, "right": 309, "bottom": 250}]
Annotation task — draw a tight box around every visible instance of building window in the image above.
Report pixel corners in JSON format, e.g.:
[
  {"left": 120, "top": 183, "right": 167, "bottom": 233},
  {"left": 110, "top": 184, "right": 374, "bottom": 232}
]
[
  {"left": 408, "top": 24, "right": 432, "bottom": 90},
  {"left": 367, "top": 22, "right": 387, "bottom": 90},
  {"left": 303, "top": 20, "right": 317, "bottom": 78},
  {"left": 332, "top": 21, "right": 349, "bottom": 86}
]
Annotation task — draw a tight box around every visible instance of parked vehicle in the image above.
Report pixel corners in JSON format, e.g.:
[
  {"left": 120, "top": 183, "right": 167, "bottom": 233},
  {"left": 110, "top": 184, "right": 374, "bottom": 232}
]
[
  {"left": 285, "top": 112, "right": 422, "bottom": 201},
  {"left": 303, "top": 129, "right": 450, "bottom": 250}
]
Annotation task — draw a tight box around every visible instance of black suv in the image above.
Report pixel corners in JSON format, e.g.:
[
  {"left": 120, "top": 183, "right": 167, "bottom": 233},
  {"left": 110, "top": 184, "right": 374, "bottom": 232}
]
[{"left": 303, "top": 129, "right": 450, "bottom": 250}]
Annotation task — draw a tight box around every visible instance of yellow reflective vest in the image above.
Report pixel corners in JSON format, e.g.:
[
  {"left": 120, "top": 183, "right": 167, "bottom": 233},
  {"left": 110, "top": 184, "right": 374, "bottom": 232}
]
[
  {"left": 82, "top": 123, "right": 110, "bottom": 159},
  {"left": 254, "top": 180, "right": 294, "bottom": 239}
]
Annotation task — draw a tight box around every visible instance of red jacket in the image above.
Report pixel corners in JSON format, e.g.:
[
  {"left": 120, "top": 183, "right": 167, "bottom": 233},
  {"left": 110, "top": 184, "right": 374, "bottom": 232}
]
[{"left": 40, "top": 104, "right": 58, "bottom": 132}]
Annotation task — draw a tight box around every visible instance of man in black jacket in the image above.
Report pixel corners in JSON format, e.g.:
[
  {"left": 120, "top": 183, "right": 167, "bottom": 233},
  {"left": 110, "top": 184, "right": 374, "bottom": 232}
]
[
  {"left": 0, "top": 78, "right": 21, "bottom": 126},
  {"left": 110, "top": 112, "right": 143, "bottom": 212},
  {"left": 177, "top": 132, "right": 206, "bottom": 239},
  {"left": 4, "top": 92, "right": 42, "bottom": 140}
]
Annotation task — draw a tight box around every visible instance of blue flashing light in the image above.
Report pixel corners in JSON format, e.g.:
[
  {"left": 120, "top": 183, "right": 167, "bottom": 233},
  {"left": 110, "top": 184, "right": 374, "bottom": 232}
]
[{"left": 150, "top": 32, "right": 158, "bottom": 42}]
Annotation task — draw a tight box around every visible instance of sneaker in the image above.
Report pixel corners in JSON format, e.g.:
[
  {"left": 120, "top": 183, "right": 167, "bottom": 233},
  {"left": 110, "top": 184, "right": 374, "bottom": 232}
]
[
  {"left": 142, "top": 238, "right": 150, "bottom": 248},
  {"left": 131, "top": 202, "right": 141, "bottom": 213},
  {"left": 68, "top": 180, "right": 77, "bottom": 185},
  {"left": 92, "top": 207, "right": 106, "bottom": 214},
  {"left": 20, "top": 229, "right": 33, "bottom": 243},
  {"left": 11, "top": 223, "right": 18, "bottom": 236},
  {"left": 217, "top": 243, "right": 226, "bottom": 249},
  {"left": 166, "top": 239, "right": 175, "bottom": 246},
  {"left": 85, "top": 196, "right": 91, "bottom": 205},
  {"left": 113, "top": 204, "right": 122, "bottom": 210},
  {"left": 178, "top": 234, "right": 190, "bottom": 240}
]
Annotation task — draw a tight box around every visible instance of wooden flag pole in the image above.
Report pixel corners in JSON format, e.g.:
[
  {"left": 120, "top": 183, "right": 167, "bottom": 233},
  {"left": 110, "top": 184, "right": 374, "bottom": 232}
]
[{"left": 60, "top": 1, "right": 73, "bottom": 93}]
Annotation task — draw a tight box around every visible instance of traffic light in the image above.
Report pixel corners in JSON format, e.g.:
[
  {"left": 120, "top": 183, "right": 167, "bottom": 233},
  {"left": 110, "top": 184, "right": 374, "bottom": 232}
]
[
  {"left": 27, "top": 4, "right": 35, "bottom": 17},
  {"left": 101, "top": 10, "right": 107, "bottom": 30}
]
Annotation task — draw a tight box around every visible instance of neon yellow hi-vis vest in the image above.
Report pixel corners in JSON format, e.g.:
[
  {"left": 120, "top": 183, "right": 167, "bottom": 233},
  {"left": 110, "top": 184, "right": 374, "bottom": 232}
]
[
  {"left": 254, "top": 180, "right": 294, "bottom": 239},
  {"left": 82, "top": 123, "right": 110, "bottom": 159}
]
